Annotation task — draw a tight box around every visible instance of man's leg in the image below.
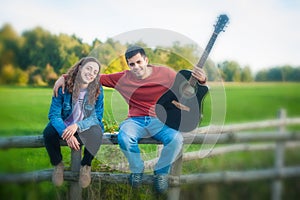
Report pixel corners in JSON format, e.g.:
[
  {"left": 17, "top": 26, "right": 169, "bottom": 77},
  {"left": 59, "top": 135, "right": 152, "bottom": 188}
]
[
  {"left": 147, "top": 118, "right": 183, "bottom": 174},
  {"left": 147, "top": 117, "right": 183, "bottom": 193},
  {"left": 118, "top": 117, "right": 148, "bottom": 187},
  {"left": 118, "top": 118, "right": 148, "bottom": 173}
]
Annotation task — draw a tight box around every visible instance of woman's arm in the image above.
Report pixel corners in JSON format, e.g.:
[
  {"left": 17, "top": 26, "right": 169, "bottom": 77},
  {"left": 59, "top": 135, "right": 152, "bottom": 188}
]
[{"left": 48, "top": 88, "right": 67, "bottom": 136}]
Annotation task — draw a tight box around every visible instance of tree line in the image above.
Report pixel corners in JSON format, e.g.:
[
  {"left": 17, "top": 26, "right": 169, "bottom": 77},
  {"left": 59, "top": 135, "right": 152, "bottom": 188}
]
[{"left": 0, "top": 23, "right": 299, "bottom": 86}]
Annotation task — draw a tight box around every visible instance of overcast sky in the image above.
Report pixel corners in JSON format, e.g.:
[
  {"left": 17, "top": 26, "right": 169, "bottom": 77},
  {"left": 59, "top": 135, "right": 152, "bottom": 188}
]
[{"left": 1, "top": 0, "right": 299, "bottom": 72}]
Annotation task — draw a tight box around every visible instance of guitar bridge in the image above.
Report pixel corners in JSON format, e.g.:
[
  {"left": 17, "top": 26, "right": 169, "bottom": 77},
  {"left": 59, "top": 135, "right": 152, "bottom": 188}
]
[{"left": 171, "top": 100, "right": 190, "bottom": 112}]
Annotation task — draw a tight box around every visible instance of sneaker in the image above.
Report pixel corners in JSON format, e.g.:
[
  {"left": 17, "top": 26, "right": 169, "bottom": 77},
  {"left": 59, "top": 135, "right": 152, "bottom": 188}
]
[
  {"left": 79, "top": 165, "right": 91, "bottom": 188},
  {"left": 129, "top": 173, "right": 143, "bottom": 188},
  {"left": 153, "top": 174, "right": 169, "bottom": 194},
  {"left": 52, "top": 162, "right": 64, "bottom": 186}
]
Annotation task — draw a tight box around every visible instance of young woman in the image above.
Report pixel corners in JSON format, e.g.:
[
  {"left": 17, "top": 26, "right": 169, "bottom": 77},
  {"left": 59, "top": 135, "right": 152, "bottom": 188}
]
[{"left": 43, "top": 57, "right": 104, "bottom": 188}]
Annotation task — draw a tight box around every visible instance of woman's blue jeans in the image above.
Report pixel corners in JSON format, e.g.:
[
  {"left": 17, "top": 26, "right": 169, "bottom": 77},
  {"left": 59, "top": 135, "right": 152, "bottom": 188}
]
[{"left": 118, "top": 117, "right": 183, "bottom": 175}]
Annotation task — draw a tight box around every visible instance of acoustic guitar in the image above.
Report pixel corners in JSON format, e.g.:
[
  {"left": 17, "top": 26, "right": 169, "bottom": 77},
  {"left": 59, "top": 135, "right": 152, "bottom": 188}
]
[{"left": 155, "top": 14, "right": 229, "bottom": 132}]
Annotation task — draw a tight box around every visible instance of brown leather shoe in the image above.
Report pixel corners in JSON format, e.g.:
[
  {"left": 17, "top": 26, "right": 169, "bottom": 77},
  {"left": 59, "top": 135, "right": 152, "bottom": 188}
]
[
  {"left": 79, "top": 165, "right": 91, "bottom": 188},
  {"left": 52, "top": 162, "right": 64, "bottom": 186}
]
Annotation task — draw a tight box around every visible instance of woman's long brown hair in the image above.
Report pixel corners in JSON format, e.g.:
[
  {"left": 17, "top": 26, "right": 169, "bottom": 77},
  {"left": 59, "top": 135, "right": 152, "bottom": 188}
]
[{"left": 65, "top": 57, "right": 101, "bottom": 105}]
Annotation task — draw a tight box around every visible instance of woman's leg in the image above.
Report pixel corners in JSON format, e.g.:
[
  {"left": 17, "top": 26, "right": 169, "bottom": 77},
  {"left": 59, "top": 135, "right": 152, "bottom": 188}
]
[
  {"left": 43, "top": 124, "right": 63, "bottom": 166},
  {"left": 76, "top": 125, "right": 102, "bottom": 188},
  {"left": 78, "top": 125, "right": 102, "bottom": 166},
  {"left": 43, "top": 124, "right": 65, "bottom": 186}
]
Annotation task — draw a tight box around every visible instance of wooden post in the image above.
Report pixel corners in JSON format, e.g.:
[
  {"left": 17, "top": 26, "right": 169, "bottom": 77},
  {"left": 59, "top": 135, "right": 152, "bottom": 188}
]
[
  {"left": 168, "top": 148, "right": 183, "bottom": 200},
  {"left": 272, "top": 109, "right": 286, "bottom": 200},
  {"left": 69, "top": 148, "right": 82, "bottom": 200}
]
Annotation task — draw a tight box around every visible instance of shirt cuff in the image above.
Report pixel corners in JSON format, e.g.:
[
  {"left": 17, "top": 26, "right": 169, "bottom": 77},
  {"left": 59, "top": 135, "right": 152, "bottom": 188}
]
[{"left": 199, "top": 77, "right": 207, "bottom": 84}]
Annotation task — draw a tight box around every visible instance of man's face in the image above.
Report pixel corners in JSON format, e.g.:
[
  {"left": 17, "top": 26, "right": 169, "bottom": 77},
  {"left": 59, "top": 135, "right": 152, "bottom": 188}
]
[{"left": 127, "top": 53, "right": 149, "bottom": 79}]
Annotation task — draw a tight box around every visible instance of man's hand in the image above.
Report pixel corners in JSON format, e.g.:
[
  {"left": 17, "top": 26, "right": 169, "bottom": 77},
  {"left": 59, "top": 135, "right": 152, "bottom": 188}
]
[
  {"left": 62, "top": 124, "right": 78, "bottom": 140},
  {"left": 53, "top": 76, "right": 65, "bottom": 97},
  {"left": 66, "top": 136, "right": 80, "bottom": 151},
  {"left": 192, "top": 68, "right": 207, "bottom": 84}
]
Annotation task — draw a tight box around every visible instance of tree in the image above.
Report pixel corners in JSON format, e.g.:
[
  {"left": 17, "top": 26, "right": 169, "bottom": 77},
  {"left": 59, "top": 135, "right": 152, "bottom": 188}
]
[
  {"left": 218, "top": 61, "right": 242, "bottom": 82},
  {"left": 255, "top": 70, "right": 268, "bottom": 81},
  {"left": 166, "top": 42, "right": 199, "bottom": 71},
  {"left": 0, "top": 64, "right": 16, "bottom": 84},
  {"left": 255, "top": 65, "right": 300, "bottom": 82},
  {"left": 43, "top": 64, "right": 58, "bottom": 86},
  {"left": 92, "top": 38, "right": 127, "bottom": 73},
  {"left": 19, "top": 27, "right": 61, "bottom": 71},
  {"left": 289, "top": 67, "right": 300, "bottom": 81},
  {"left": 267, "top": 67, "right": 283, "bottom": 81},
  {"left": 0, "top": 24, "right": 21, "bottom": 70},
  {"left": 241, "top": 66, "right": 253, "bottom": 82}
]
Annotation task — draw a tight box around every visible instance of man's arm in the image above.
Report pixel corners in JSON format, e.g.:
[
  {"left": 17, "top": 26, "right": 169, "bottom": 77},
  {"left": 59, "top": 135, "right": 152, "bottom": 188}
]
[
  {"left": 53, "top": 73, "right": 104, "bottom": 97},
  {"left": 53, "top": 75, "right": 66, "bottom": 97}
]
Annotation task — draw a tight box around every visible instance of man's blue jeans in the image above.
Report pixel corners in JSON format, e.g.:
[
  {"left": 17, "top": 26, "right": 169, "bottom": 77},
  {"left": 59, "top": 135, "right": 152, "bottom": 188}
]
[{"left": 118, "top": 116, "right": 183, "bottom": 175}]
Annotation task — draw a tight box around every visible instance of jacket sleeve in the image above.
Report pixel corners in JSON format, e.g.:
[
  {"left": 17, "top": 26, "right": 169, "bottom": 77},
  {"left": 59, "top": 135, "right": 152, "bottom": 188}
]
[
  {"left": 95, "top": 85, "right": 104, "bottom": 131},
  {"left": 48, "top": 88, "right": 66, "bottom": 136}
]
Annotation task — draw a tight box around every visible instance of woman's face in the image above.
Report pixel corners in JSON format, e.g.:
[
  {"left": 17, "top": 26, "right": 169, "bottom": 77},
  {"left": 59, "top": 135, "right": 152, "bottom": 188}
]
[{"left": 80, "top": 61, "right": 99, "bottom": 84}]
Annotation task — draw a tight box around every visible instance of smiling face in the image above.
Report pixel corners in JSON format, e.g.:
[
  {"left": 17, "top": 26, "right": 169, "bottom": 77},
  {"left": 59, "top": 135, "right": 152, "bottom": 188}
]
[
  {"left": 80, "top": 61, "right": 100, "bottom": 84},
  {"left": 127, "top": 53, "right": 151, "bottom": 79}
]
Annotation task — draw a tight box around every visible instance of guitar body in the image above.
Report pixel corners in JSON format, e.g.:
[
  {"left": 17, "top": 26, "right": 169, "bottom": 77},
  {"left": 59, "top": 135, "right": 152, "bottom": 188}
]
[
  {"left": 155, "top": 69, "right": 208, "bottom": 132},
  {"left": 155, "top": 14, "right": 228, "bottom": 132}
]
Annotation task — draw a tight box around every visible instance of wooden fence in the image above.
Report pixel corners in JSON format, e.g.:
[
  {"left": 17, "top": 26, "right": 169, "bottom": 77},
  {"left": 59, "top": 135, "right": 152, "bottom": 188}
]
[{"left": 1, "top": 109, "right": 300, "bottom": 200}]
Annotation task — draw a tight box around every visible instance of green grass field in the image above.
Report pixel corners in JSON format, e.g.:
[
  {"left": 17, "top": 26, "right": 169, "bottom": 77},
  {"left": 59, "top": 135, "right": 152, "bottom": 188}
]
[
  {"left": 1, "top": 82, "right": 299, "bottom": 136},
  {"left": 0, "top": 83, "right": 300, "bottom": 199}
]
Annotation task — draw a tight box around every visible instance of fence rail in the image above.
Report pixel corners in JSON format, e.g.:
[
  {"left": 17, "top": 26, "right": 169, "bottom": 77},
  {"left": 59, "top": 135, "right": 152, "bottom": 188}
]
[
  {"left": 1, "top": 166, "right": 300, "bottom": 185},
  {"left": 1, "top": 109, "right": 300, "bottom": 200},
  {"left": 1, "top": 130, "right": 300, "bottom": 149}
]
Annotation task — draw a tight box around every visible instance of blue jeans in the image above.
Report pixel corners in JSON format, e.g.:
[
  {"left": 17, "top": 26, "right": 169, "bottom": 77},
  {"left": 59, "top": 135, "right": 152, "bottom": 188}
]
[{"left": 118, "top": 117, "right": 183, "bottom": 175}]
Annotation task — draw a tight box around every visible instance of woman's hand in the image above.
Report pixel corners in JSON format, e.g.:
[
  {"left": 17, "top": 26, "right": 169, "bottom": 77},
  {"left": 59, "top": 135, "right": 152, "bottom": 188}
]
[
  {"left": 66, "top": 136, "right": 80, "bottom": 151},
  {"left": 62, "top": 124, "right": 78, "bottom": 140}
]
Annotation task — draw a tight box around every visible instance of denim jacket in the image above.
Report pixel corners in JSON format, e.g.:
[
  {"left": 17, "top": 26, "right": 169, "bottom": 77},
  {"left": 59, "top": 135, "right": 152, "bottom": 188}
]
[{"left": 48, "top": 86, "right": 104, "bottom": 136}]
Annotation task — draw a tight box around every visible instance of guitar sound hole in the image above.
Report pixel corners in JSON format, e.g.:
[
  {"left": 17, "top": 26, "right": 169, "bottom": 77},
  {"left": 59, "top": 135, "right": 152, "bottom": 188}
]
[{"left": 181, "top": 83, "right": 195, "bottom": 98}]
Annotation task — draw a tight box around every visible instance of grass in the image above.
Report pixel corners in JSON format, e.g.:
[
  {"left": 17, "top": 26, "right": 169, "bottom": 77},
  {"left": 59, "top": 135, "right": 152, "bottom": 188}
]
[
  {"left": 0, "top": 87, "right": 51, "bottom": 135},
  {"left": 223, "top": 82, "right": 300, "bottom": 122},
  {"left": 1, "top": 82, "right": 299, "bottom": 136},
  {"left": 0, "top": 82, "right": 300, "bottom": 199}
]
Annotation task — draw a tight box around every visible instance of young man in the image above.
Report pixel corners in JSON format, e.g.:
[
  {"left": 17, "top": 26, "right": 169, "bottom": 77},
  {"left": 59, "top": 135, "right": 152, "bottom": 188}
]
[{"left": 54, "top": 46, "right": 207, "bottom": 193}]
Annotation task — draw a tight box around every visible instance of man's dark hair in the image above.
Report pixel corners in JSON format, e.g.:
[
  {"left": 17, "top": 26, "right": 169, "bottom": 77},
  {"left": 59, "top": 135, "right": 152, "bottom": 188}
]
[{"left": 125, "top": 45, "right": 147, "bottom": 60}]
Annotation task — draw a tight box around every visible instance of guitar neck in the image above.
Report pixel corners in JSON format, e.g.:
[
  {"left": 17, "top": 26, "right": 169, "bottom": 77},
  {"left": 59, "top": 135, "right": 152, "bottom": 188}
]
[
  {"left": 197, "top": 32, "right": 219, "bottom": 69},
  {"left": 189, "top": 31, "right": 219, "bottom": 86},
  {"left": 188, "top": 14, "right": 229, "bottom": 86}
]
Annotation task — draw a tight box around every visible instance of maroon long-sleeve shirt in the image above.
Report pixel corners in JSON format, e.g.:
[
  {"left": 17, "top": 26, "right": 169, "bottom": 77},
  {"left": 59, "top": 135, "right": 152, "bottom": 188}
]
[{"left": 100, "top": 65, "right": 176, "bottom": 117}]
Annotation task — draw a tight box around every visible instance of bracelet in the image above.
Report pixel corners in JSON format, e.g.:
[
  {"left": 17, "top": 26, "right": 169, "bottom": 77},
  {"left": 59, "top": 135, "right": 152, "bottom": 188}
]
[{"left": 199, "top": 77, "right": 207, "bottom": 84}]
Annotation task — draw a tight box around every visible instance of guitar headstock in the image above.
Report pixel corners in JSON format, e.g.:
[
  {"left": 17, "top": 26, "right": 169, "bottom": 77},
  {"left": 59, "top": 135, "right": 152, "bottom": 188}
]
[{"left": 214, "top": 14, "right": 229, "bottom": 34}]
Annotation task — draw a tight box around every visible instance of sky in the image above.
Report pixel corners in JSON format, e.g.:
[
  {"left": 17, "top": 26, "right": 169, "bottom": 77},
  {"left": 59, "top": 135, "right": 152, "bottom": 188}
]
[{"left": 1, "top": 0, "right": 300, "bottom": 73}]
